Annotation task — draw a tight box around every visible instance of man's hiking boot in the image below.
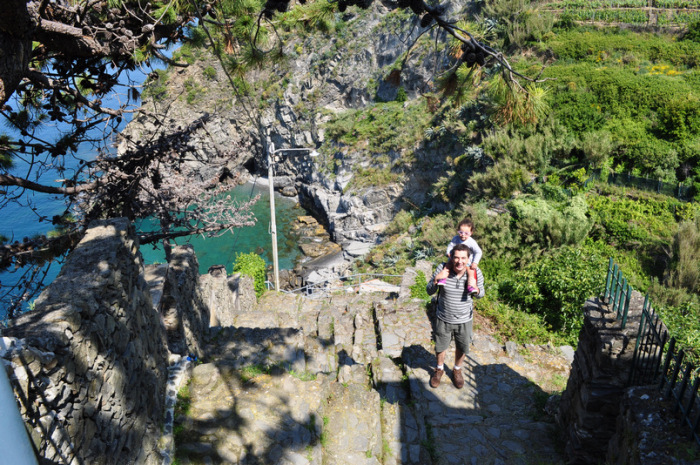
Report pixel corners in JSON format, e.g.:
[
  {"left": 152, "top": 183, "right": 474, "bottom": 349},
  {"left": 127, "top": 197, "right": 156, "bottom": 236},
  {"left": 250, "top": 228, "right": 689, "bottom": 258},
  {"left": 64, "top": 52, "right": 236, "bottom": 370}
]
[
  {"left": 430, "top": 368, "right": 444, "bottom": 388},
  {"left": 453, "top": 368, "right": 464, "bottom": 389}
]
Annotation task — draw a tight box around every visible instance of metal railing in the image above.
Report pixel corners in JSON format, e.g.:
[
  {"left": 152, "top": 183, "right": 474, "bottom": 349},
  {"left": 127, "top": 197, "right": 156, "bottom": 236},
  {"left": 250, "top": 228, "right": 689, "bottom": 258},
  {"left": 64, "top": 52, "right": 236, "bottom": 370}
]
[
  {"left": 603, "top": 258, "right": 699, "bottom": 446},
  {"left": 658, "top": 338, "right": 700, "bottom": 446},
  {"left": 602, "top": 257, "right": 632, "bottom": 328},
  {"left": 267, "top": 272, "right": 405, "bottom": 298},
  {"left": 628, "top": 294, "right": 669, "bottom": 386}
]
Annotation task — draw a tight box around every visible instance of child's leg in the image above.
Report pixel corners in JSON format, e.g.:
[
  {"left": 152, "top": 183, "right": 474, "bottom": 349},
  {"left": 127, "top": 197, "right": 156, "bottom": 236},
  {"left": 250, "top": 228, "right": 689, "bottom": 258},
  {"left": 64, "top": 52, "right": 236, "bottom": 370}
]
[
  {"left": 467, "top": 268, "right": 476, "bottom": 288},
  {"left": 467, "top": 268, "right": 478, "bottom": 294}
]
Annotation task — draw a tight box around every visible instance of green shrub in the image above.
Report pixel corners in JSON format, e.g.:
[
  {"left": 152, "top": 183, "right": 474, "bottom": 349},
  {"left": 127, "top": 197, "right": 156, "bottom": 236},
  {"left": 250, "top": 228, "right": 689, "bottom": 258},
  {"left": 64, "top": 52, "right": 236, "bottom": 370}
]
[
  {"left": 142, "top": 69, "right": 170, "bottom": 101},
  {"left": 233, "top": 252, "right": 267, "bottom": 297},
  {"left": 470, "top": 158, "right": 531, "bottom": 199},
  {"left": 203, "top": 66, "right": 217, "bottom": 80},
  {"left": 385, "top": 209, "right": 414, "bottom": 236},
  {"left": 395, "top": 86, "right": 407, "bottom": 102},
  {"left": 499, "top": 241, "right": 610, "bottom": 341},
  {"left": 409, "top": 271, "right": 430, "bottom": 301},
  {"left": 477, "top": 294, "right": 558, "bottom": 345},
  {"left": 665, "top": 216, "right": 700, "bottom": 294},
  {"left": 587, "top": 192, "right": 679, "bottom": 248},
  {"left": 417, "top": 215, "right": 454, "bottom": 254},
  {"left": 507, "top": 194, "right": 593, "bottom": 248}
]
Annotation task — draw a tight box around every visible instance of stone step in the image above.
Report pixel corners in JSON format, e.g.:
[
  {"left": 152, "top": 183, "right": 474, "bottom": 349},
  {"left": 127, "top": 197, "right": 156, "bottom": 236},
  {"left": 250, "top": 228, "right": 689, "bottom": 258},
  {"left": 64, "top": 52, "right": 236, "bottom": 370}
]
[
  {"left": 183, "top": 363, "right": 331, "bottom": 464},
  {"left": 172, "top": 290, "right": 571, "bottom": 464},
  {"left": 320, "top": 383, "right": 382, "bottom": 465}
]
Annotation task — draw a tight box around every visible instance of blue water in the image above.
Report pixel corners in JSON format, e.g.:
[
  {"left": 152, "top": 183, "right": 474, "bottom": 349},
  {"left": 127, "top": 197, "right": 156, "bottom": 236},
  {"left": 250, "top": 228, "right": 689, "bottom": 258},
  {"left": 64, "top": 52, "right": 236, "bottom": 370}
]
[
  {"left": 0, "top": 50, "right": 305, "bottom": 317},
  {"left": 137, "top": 181, "right": 305, "bottom": 273},
  {"left": 0, "top": 178, "right": 305, "bottom": 318}
]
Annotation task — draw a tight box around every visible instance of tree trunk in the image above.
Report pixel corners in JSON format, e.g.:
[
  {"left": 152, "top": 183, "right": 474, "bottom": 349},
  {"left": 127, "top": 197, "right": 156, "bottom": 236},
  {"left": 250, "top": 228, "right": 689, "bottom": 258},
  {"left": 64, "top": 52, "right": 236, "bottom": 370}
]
[{"left": 0, "top": 0, "right": 36, "bottom": 107}]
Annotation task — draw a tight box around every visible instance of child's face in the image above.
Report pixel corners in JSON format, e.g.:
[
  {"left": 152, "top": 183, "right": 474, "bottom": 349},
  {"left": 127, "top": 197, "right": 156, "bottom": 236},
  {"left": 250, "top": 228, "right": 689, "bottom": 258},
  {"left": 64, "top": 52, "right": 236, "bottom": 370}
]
[{"left": 457, "top": 225, "right": 472, "bottom": 239}]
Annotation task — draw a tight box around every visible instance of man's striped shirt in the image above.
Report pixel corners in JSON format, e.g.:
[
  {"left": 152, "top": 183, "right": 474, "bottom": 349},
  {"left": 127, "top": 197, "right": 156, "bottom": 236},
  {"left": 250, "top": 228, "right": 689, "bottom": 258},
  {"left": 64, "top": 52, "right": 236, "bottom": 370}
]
[{"left": 426, "top": 263, "right": 485, "bottom": 324}]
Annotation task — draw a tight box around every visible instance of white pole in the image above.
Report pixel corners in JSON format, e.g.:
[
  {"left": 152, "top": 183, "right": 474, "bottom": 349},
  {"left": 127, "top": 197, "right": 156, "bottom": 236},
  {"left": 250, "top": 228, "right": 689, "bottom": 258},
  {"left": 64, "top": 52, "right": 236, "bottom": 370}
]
[
  {"left": 268, "top": 143, "right": 280, "bottom": 292},
  {"left": 0, "top": 363, "right": 39, "bottom": 465},
  {"left": 266, "top": 145, "right": 317, "bottom": 292}
]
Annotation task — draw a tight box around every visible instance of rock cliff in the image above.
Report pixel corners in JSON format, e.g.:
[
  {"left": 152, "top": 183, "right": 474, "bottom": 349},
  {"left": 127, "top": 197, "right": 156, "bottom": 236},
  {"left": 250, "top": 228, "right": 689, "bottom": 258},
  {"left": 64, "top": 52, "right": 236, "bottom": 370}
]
[{"left": 120, "top": 1, "right": 470, "bottom": 275}]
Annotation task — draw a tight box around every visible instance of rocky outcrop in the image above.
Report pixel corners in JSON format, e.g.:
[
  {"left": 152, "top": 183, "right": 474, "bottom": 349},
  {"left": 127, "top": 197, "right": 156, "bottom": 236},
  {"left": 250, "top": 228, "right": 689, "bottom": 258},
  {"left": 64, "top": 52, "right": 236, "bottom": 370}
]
[
  {"left": 1, "top": 218, "right": 169, "bottom": 465},
  {"left": 199, "top": 266, "right": 257, "bottom": 328},
  {"left": 118, "top": 2, "right": 469, "bottom": 272}
]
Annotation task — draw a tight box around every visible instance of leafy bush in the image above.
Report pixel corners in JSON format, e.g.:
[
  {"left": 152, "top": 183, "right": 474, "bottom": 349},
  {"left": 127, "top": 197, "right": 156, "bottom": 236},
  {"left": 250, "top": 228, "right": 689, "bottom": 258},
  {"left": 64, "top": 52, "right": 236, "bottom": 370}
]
[
  {"left": 665, "top": 216, "right": 700, "bottom": 293},
  {"left": 477, "top": 294, "right": 559, "bottom": 345},
  {"left": 142, "top": 69, "right": 170, "bottom": 101},
  {"left": 233, "top": 252, "right": 266, "bottom": 297},
  {"left": 384, "top": 209, "right": 414, "bottom": 236},
  {"left": 203, "top": 66, "right": 217, "bottom": 80},
  {"left": 499, "top": 241, "right": 609, "bottom": 341},
  {"left": 507, "top": 194, "right": 593, "bottom": 248},
  {"left": 470, "top": 157, "right": 531, "bottom": 199},
  {"left": 409, "top": 271, "right": 430, "bottom": 301},
  {"left": 587, "top": 191, "right": 679, "bottom": 248},
  {"left": 417, "top": 215, "right": 454, "bottom": 255}
]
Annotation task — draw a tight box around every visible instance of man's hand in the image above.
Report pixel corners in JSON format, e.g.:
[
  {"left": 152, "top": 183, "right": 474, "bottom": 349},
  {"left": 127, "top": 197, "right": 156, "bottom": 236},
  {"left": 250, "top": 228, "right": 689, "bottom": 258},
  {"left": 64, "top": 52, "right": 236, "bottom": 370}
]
[{"left": 434, "top": 267, "right": 449, "bottom": 283}]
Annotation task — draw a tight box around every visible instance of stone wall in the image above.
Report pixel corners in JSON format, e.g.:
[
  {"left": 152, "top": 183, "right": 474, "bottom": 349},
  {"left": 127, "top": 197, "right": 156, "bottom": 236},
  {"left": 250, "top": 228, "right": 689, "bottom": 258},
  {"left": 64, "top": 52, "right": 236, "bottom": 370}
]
[
  {"left": 158, "top": 245, "right": 210, "bottom": 358},
  {"left": 557, "top": 291, "right": 646, "bottom": 464},
  {"left": 1, "top": 218, "right": 170, "bottom": 465},
  {"left": 199, "top": 267, "right": 256, "bottom": 328}
]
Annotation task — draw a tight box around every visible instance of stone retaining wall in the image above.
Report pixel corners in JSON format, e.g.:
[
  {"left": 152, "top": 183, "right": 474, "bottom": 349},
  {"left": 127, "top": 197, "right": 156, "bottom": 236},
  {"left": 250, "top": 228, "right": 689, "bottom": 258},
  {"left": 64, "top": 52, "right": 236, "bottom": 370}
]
[
  {"left": 158, "top": 245, "right": 209, "bottom": 358},
  {"left": 1, "top": 218, "right": 169, "bottom": 465},
  {"left": 557, "top": 292, "right": 647, "bottom": 464}
]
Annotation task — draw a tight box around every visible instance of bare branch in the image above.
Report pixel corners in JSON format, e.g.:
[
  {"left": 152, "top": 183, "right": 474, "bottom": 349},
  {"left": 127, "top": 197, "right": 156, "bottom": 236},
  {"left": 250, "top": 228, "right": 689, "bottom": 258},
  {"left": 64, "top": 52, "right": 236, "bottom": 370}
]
[{"left": 0, "top": 173, "right": 97, "bottom": 195}]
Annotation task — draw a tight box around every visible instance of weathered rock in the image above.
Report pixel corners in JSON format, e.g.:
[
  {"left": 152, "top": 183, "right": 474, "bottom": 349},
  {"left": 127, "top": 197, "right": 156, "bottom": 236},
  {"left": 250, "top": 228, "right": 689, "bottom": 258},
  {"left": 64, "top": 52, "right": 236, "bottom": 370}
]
[
  {"left": 159, "top": 245, "right": 210, "bottom": 357},
  {"left": 199, "top": 270, "right": 256, "bottom": 327},
  {"left": 2, "top": 218, "right": 169, "bottom": 465}
]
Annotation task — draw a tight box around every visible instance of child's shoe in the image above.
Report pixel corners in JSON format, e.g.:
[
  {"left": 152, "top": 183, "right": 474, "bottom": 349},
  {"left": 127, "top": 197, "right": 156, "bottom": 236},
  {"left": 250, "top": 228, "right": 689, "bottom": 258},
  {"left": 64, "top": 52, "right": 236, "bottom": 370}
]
[
  {"left": 467, "top": 285, "right": 478, "bottom": 295},
  {"left": 437, "top": 279, "right": 446, "bottom": 286}
]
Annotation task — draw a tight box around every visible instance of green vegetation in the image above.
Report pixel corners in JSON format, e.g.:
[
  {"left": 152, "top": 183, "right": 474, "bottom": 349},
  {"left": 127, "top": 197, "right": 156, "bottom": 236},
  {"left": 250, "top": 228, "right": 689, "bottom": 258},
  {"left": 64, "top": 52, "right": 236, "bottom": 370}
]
[
  {"left": 239, "top": 363, "right": 270, "bottom": 382},
  {"left": 322, "top": 100, "right": 432, "bottom": 155},
  {"left": 203, "top": 66, "right": 217, "bottom": 80},
  {"left": 142, "top": 69, "right": 170, "bottom": 101},
  {"left": 290, "top": 369, "right": 318, "bottom": 381},
  {"left": 232, "top": 252, "right": 267, "bottom": 297},
  {"left": 409, "top": 271, "right": 430, "bottom": 301},
  {"left": 174, "top": 382, "right": 192, "bottom": 418},
  {"left": 320, "top": 415, "right": 330, "bottom": 447}
]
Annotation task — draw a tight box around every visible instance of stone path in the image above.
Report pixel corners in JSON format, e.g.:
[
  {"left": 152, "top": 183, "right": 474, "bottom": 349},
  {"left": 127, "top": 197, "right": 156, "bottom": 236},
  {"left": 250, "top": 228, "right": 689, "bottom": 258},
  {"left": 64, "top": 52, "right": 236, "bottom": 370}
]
[{"left": 171, "top": 288, "right": 573, "bottom": 465}]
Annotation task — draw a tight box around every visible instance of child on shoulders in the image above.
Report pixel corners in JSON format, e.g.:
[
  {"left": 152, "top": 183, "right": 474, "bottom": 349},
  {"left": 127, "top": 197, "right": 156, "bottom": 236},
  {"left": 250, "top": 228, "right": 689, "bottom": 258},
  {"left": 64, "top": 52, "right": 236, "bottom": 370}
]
[{"left": 434, "top": 218, "right": 482, "bottom": 295}]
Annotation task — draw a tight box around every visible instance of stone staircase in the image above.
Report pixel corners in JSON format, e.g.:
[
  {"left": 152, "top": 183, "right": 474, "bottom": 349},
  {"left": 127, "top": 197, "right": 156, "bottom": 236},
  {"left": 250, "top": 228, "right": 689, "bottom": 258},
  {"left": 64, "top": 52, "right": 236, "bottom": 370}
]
[{"left": 173, "top": 289, "right": 573, "bottom": 465}]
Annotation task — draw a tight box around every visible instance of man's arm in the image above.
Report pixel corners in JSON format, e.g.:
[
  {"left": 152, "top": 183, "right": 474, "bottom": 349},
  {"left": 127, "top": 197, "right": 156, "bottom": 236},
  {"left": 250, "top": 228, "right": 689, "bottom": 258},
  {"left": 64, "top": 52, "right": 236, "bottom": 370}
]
[
  {"left": 426, "top": 263, "right": 445, "bottom": 296},
  {"left": 473, "top": 267, "right": 485, "bottom": 299}
]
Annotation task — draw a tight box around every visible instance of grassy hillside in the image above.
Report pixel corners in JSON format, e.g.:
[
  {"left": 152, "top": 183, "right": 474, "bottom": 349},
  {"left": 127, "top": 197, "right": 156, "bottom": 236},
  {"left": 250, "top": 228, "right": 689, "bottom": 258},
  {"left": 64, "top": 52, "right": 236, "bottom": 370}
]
[
  {"left": 340, "top": 6, "right": 700, "bottom": 359},
  {"left": 149, "top": 0, "right": 700, "bottom": 359}
]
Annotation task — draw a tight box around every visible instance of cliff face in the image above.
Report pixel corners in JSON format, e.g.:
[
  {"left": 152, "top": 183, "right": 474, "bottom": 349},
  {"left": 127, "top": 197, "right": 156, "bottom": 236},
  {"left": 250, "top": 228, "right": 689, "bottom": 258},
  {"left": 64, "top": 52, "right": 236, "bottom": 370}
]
[
  {"left": 2, "top": 219, "right": 170, "bottom": 465},
  {"left": 120, "top": 1, "right": 468, "bottom": 269}
]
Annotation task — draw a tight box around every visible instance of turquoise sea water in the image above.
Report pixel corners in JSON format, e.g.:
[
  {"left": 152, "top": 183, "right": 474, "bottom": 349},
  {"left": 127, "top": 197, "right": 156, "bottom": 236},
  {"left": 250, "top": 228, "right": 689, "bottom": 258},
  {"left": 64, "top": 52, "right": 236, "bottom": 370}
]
[
  {"left": 137, "top": 180, "right": 305, "bottom": 274},
  {"left": 1, "top": 180, "right": 305, "bottom": 319}
]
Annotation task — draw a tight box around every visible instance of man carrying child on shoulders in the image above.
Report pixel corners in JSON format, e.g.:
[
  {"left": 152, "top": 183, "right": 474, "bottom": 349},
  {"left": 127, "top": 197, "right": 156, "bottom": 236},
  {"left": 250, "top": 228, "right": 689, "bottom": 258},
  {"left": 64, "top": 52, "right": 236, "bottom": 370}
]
[{"left": 426, "top": 243, "right": 485, "bottom": 389}]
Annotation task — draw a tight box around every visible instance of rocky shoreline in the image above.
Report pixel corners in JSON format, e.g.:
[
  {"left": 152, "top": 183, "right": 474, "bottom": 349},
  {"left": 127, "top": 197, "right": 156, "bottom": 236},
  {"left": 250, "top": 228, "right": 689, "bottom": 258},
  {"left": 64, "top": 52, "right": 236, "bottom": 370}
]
[{"left": 117, "top": 2, "right": 460, "bottom": 283}]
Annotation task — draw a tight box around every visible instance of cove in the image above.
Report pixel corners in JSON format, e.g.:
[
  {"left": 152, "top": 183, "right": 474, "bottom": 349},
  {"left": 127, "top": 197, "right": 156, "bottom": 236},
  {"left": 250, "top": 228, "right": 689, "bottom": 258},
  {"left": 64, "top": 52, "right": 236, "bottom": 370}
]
[
  {"left": 137, "top": 179, "right": 306, "bottom": 275},
  {"left": 0, "top": 179, "right": 305, "bottom": 320}
]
